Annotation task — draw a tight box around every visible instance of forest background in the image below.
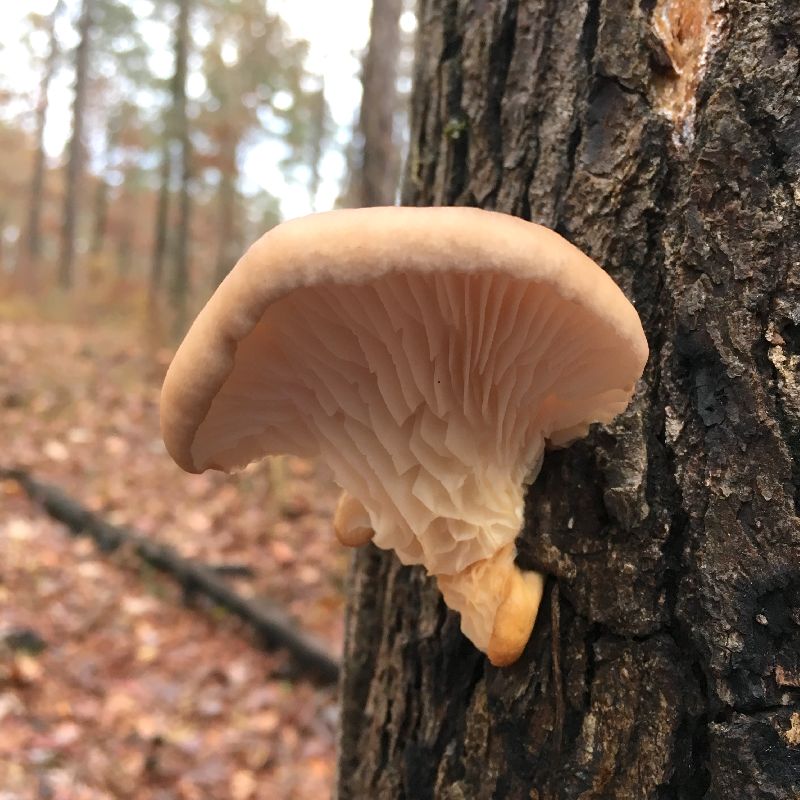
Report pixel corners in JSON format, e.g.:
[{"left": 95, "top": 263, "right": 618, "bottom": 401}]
[{"left": 0, "top": 0, "right": 412, "bottom": 797}]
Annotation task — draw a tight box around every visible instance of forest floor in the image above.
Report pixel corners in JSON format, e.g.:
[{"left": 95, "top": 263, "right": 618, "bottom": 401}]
[{"left": 0, "top": 315, "right": 348, "bottom": 799}]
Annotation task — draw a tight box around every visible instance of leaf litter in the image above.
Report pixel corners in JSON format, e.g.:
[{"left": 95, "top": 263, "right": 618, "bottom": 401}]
[{"left": 1, "top": 320, "right": 349, "bottom": 799}]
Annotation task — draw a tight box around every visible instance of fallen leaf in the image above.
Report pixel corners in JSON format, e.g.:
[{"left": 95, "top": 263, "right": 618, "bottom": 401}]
[
  {"left": 230, "top": 769, "right": 257, "bottom": 800},
  {"left": 43, "top": 439, "right": 70, "bottom": 462}
]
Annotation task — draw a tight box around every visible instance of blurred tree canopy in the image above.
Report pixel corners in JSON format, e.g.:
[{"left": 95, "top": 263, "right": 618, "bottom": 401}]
[{"left": 0, "top": 0, "right": 338, "bottom": 330}]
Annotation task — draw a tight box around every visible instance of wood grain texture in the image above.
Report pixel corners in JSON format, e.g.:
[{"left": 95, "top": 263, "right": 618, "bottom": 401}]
[{"left": 338, "top": 1, "right": 800, "bottom": 796}]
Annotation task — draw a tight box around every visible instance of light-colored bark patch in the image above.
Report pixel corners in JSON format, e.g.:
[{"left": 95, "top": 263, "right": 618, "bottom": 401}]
[
  {"left": 651, "top": 0, "right": 725, "bottom": 140},
  {"left": 782, "top": 712, "right": 800, "bottom": 747}
]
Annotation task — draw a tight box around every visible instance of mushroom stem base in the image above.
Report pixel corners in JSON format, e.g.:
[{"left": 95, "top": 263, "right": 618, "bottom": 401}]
[
  {"left": 487, "top": 567, "right": 544, "bottom": 666},
  {"left": 334, "top": 491, "right": 376, "bottom": 547},
  {"left": 437, "top": 545, "right": 544, "bottom": 666}
]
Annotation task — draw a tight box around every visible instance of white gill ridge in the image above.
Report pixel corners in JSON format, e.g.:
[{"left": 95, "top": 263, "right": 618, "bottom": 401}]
[{"left": 194, "top": 270, "right": 626, "bottom": 575}]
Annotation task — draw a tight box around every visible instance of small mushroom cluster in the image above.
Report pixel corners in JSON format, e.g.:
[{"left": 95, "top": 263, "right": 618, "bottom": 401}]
[{"left": 161, "top": 207, "right": 647, "bottom": 666}]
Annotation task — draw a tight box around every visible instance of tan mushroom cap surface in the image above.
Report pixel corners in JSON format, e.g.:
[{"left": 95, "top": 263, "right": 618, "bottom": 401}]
[{"left": 161, "top": 206, "right": 648, "bottom": 664}]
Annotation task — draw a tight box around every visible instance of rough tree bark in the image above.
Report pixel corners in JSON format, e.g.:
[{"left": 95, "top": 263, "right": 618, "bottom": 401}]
[
  {"left": 58, "top": 0, "right": 94, "bottom": 289},
  {"left": 337, "top": 1, "right": 800, "bottom": 798}
]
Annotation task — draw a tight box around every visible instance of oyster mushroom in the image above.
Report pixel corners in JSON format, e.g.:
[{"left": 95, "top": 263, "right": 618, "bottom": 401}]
[{"left": 160, "top": 206, "right": 648, "bottom": 666}]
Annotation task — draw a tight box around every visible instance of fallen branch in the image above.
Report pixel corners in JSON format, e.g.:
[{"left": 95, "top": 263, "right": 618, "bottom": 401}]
[
  {"left": 207, "top": 563, "right": 256, "bottom": 579},
  {"left": 1, "top": 468, "right": 339, "bottom": 687}
]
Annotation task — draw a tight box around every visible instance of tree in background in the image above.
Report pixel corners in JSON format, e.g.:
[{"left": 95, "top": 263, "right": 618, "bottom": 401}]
[
  {"left": 86, "top": 3, "right": 149, "bottom": 264},
  {"left": 22, "top": 0, "right": 63, "bottom": 288},
  {"left": 102, "top": 101, "right": 151, "bottom": 277},
  {"left": 145, "top": 0, "right": 330, "bottom": 327},
  {"left": 303, "top": 82, "right": 329, "bottom": 212},
  {"left": 202, "top": 38, "right": 241, "bottom": 287},
  {"left": 167, "top": 0, "right": 193, "bottom": 335},
  {"left": 0, "top": 0, "right": 331, "bottom": 314},
  {"left": 58, "top": 0, "right": 94, "bottom": 289},
  {"left": 0, "top": 0, "right": 332, "bottom": 330},
  {"left": 338, "top": 1, "right": 800, "bottom": 796},
  {"left": 57, "top": 0, "right": 147, "bottom": 290},
  {"left": 355, "top": 0, "right": 403, "bottom": 207},
  {"left": 199, "top": 0, "right": 312, "bottom": 285},
  {"left": 150, "top": 133, "right": 171, "bottom": 303},
  {"left": 341, "top": 0, "right": 415, "bottom": 209},
  {"left": 0, "top": 122, "right": 36, "bottom": 272}
]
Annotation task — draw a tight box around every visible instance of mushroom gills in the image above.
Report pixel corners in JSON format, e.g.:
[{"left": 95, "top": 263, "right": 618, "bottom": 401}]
[{"left": 190, "top": 270, "right": 635, "bottom": 658}]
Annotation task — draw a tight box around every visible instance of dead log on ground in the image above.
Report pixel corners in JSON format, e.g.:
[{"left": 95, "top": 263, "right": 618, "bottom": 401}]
[{"left": 1, "top": 468, "right": 340, "bottom": 687}]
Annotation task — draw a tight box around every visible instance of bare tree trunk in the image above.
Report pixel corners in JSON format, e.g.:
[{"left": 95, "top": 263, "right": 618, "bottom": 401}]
[
  {"left": 116, "top": 166, "right": 135, "bottom": 278},
  {"left": 356, "top": 0, "right": 403, "bottom": 206},
  {"left": 58, "top": 0, "right": 94, "bottom": 290},
  {"left": 117, "top": 220, "right": 132, "bottom": 277},
  {"left": 337, "top": 1, "right": 800, "bottom": 798},
  {"left": 150, "top": 138, "right": 171, "bottom": 302},
  {"left": 214, "top": 133, "right": 238, "bottom": 286},
  {"left": 22, "top": 0, "right": 62, "bottom": 287},
  {"left": 307, "top": 84, "right": 327, "bottom": 211},
  {"left": 91, "top": 177, "right": 109, "bottom": 257},
  {"left": 0, "top": 210, "right": 7, "bottom": 271},
  {"left": 169, "top": 0, "right": 192, "bottom": 335},
  {"left": 91, "top": 121, "right": 112, "bottom": 258}
]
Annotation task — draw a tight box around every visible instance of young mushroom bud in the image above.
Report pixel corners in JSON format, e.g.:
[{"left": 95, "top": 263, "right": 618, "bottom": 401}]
[
  {"left": 160, "top": 207, "right": 648, "bottom": 666},
  {"left": 334, "top": 491, "right": 375, "bottom": 548}
]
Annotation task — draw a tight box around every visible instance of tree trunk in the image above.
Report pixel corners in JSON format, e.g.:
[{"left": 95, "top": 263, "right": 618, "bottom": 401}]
[
  {"left": 0, "top": 210, "right": 7, "bottom": 271},
  {"left": 150, "top": 138, "right": 171, "bottom": 303},
  {"left": 214, "top": 133, "right": 238, "bottom": 287},
  {"left": 58, "top": 0, "right": 94, "bottom": 290},
  {"left": 91, "top": 176, "right": 109, "bottom": 257},
  {"left": 307, "top": 84, "right": 327, "bottom": 211},
  {"left": 22, "top": 0, "right": 62, "bottom": 286},
  {"left": 356, "top": 0, "right": 403, "bottom": 206},
  {"left": 337, "top": 1, "right": 800, "bottom": 798},
  {"left": 91, "top": 120, "right": 113, "bottom": 258},
  {"left": 116, "top": 166, "right": 135, "bottom": 278},
  {"left": 169, "top": 0, "right": 192, "bottom": 335}
]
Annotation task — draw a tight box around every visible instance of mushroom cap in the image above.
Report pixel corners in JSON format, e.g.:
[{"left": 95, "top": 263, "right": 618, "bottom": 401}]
[
  {"left": 161, "top": 206, "right": 647, "bottom": 575},
  {"left": 162, "top": 206, "right": 646, "bottom": 465}
]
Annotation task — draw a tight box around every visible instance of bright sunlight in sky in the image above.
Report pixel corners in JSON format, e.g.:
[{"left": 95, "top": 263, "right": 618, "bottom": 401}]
[{"left": 0, "top": 0, "right": 373, "bottom": 218}]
